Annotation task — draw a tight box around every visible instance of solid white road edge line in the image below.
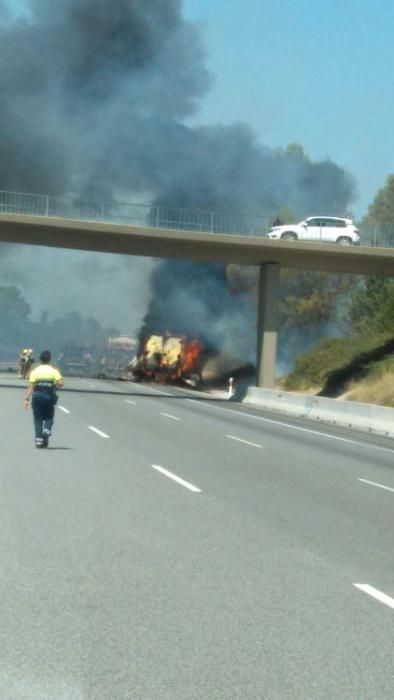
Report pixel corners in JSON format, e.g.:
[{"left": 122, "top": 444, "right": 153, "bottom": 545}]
[
  {"left": 185, "top": 399, "right": 394, "bottom": 454},
  {"left": 125, "top": 399, "right": 137, "bottom": 405},
  {"left": 358, "top": 478, "right": 394, "bottom": 493},
  {"left": 58, "top": 406, "right": 70, "bottom": 414},
  {"left": 151, "top": 465, "right": 201, "bottom": 493},
  {"left": 88, "top": 426, "right": 110, "bottom": 439},
  {"left": 226, "top": 434, "right": 262, "bottom": 448},
  {"left": 160, "top": 412, "right": 181, "bottom": 421},
  {"left": 353, "top": 584, "right": 394, "bottom": 610}
]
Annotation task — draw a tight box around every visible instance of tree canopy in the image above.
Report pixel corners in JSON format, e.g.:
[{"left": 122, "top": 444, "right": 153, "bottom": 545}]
[
  {"left": 365, "top": 174, "right": 394, "bottom": 224},
  {"left": 349, "top": 276, "right": 394, "bottom": 336},
  {"left": 352, "top": 174, "right": 394, "bottom": 337}
]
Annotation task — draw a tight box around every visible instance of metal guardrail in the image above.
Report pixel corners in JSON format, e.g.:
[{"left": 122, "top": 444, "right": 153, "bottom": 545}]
[
  {"left": 358, "top": 224, "right": 394, "bottom": 249},
  {"left": 0, "top": 189, "right": 393, "bottom": 248},
  {"left": 0, "top": 190, "right": 270, "bottom": 237}
]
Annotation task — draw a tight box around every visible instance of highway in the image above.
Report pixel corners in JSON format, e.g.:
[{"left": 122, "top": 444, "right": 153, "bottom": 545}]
[{"left": 0, "top": 374, "right": 393, "bottom": 699}]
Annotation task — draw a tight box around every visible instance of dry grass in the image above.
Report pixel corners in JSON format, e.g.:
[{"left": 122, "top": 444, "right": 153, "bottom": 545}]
[
  {"left": 283, "top": 333, "right": 394, "bottom": 407},
  {"left": 276, "top": 378, "right": 321, "bottom": 394},
  {"left": 347, "top": 371, "right": 394, "bottom": 408}
]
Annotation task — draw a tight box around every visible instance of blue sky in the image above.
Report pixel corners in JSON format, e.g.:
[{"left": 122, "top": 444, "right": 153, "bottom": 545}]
[
  {"left": 183, "top": 0, "right": 394, "bottom": 217},
  {"left": 6, "top": 0, "right": 394, "bottom": 217}
]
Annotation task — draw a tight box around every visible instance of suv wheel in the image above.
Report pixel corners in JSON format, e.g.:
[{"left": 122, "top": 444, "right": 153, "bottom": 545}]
[
  {"left": 336, "top": 236, "right": 352, "bottom": 246},
  {"left": 281, "top": 231, "right": 297, "bottom": 241}
]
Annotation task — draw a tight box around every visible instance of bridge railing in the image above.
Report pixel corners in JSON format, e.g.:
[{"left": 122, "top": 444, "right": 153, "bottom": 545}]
[
  {"left": 0, "top": 189, "right": 393, "bottom": 248},
  {"left": 0, "top": 190, "right": 270, "bottom": 237},
  {"left": 359, "top": 223, "right": 394, "bottom": 249}
]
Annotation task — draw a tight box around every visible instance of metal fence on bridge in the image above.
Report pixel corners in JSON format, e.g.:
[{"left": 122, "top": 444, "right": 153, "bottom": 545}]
[
  {"left": 359, "top": 224, "right": 394, "bottom": 249},
  {"left": 0, "top": 189, "right": 393, "bottom": 248},
  {"left": 0, "top": 190, "right": 270, "bottom": 237}
]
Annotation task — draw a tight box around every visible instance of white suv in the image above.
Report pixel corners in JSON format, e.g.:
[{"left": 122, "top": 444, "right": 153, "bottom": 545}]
[{"left": 267, "top": 216, "right": 360, "bottom": 245}]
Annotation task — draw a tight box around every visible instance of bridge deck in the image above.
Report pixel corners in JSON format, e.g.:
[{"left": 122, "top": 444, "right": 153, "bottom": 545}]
[{"left": 0, "top": 213, "right": 393, "bottom": 276}]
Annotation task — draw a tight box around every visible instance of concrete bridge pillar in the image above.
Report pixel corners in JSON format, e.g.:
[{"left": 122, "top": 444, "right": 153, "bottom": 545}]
[{"left": 256, "top": 262, "right": 280, "bottom": 388}]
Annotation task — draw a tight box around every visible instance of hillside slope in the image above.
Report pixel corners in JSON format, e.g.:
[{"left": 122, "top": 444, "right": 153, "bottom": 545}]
[{"left": 283, "top": 334, "right": 394, "bottom": 407}]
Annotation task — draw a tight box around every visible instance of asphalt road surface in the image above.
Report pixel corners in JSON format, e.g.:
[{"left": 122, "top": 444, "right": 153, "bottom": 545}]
[{"left": 0, "top": 373, "right": 393, "bottom": 700}]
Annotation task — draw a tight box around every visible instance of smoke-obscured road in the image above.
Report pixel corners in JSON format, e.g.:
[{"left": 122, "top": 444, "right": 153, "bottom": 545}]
[{"left": 0, "top": 375, "right": 393, "bottom": 699}]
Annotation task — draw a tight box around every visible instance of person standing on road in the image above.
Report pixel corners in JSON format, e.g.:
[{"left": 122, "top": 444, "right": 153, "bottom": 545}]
[
  {"left": 18, "top": 348, "right": 34, "bottom": 378},
  {"left": 272, "top": 216, "right": 283, "bottom": 227},
  {"left": 24, "top": 350, "right": 64, "bottom": 448}
]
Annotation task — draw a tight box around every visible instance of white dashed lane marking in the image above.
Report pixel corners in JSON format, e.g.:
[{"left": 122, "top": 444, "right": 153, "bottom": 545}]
[
  {"left": 185, "top": 399, "right": 394, "bottom": 455},
  {"left": 88, "top": 426, "right": 110, "bottom": 439},
  {"left": 354, "top": 584, "right": 394, "bottom": 610},
  {"left": 358, "top": 478, "right": 394, "bottom": 494},
  {"left": 151, "top": 465, "right": 201, "bottom": 493},
  {"left": 160, "top": 412, "right": 181, "bottom": 421},
  {"left": 226, "top": 434, "right": 262, "bottom": 448},
  {"left": 58, "top": 406, "right": 70, "bottom": 414}
]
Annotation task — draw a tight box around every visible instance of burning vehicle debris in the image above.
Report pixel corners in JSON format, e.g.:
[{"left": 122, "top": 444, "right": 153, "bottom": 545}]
[{"left": 132, "top": 334, "right": 207, "bottom": 387}]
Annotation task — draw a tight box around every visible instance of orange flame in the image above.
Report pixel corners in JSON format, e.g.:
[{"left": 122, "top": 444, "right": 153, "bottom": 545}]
[
  {"left": 137, "top": 334, "right": 204, "bottom": 383},
  {"left": 180, "top": 339, "right": 203, "bottom": 376}
]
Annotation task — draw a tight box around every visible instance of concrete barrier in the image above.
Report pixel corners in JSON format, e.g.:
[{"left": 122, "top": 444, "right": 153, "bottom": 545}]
[
  {"left": 0, "top": 362, "right": 17, "bottom": 372},
  {"left": 243, "top": 387, "right": 394, "bottom": 439}
]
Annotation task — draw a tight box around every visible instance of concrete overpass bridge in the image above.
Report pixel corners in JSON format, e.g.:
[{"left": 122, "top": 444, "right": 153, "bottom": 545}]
[{"left": 0, "top": 211, "right": 393, "bottom": 388}]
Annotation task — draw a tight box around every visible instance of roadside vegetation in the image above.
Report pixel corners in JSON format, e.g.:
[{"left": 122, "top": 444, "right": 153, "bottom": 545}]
[
  {"left": 282, "top": 175, "right": 394, "bottom": 407},
  {"left": 283, "top": 334, "right": 394, "bottom": 407},
  {"left": 348, "top": 356, "right": 394, "bottom": 406}
]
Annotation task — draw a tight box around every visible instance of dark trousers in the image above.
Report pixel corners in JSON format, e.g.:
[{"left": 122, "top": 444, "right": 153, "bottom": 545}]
[{"left": 32, "top": 393, "right": 56, "bottom": 439}]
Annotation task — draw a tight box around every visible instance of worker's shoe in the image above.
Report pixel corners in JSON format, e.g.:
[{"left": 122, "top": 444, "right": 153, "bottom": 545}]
[
  {"left": 42, "top": 436, "right": 49, "bottom": 448},
  {"left": 35, "top": 438, "right": 44, "bottom": 448}
]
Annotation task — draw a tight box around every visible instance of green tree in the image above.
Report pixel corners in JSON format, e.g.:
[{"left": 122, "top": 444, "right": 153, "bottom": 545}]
[
  {"left": 365, "top": 174, "right": 394, "bottom": 224},
  {"left": 279, "top": 270, "right": 354, "bottom": 330},
  {"left": 225, "top": 267, "right": 355, "bottom": 331},
  {"left": 350, "top": 175, "right": 394, "bottom": 336},
  {"left": 350, "top": 276, "right": 394, "bottom": 335}
]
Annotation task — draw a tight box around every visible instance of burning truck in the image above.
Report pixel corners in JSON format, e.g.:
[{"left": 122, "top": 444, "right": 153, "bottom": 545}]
[{"left": 132, "top": 334, "right": 205, "bottom": 387}]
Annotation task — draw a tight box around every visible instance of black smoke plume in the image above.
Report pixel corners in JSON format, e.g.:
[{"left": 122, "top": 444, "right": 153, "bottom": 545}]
[
  {"left": 0, "top": 0, "right": 210, "bottom": 195},
  {"left": 0, "top": 1, "right": 356, "bottom": 368}
]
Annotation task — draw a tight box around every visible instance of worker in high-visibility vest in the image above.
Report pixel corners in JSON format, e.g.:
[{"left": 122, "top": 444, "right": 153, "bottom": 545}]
[
  {"left": 24, "top": 350, "right": 64, "bottom": 448},
  {"left": 18, "top": 348, "right": 34, "bottom": 378}
]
